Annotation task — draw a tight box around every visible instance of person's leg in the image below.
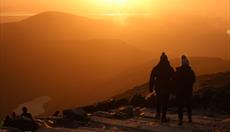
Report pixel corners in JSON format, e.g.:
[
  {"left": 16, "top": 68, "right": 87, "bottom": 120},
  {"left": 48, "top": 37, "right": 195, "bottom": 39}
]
[
  {"left": 161, "top": 93, "right": 169, "bottom": 122},
  {"left": 177, "top": 96, "right": 184, "bottom": 125},
  {"left": 155, "top": 94, "right": 161, "bottom": 119},
  {"left": 186, "top": 95, "right": 192, "bottom": 123}
]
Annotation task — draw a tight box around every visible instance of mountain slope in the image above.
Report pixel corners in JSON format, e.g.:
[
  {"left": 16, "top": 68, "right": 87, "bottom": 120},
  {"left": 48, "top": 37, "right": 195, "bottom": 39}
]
[
  {"left": 113, "top": 71, "right": 230, "bottom": 101},
  {"left": 104, "top": 57, "right": 230, "bottom": 96},
  {"left": 0, "top": 38, "right": 150, "bottom": 118},
  {"left": 0, "top": 11, "right": 119, "bottom": 41}
]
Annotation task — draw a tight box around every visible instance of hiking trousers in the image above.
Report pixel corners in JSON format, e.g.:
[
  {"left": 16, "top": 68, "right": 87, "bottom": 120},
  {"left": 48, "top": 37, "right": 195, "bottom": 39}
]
[
  {"left": 156, "top": 92, "right": 170, "bottom": 119},
  {"left": 177, "top": 93, "right": 192, "bottom": 121}
]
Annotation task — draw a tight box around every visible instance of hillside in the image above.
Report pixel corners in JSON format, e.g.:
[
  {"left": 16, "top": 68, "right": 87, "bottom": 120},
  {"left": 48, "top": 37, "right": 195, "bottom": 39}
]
[
  {"left": 0, "top": 16, "right": 29, "bottom": 23},
  {"left": 105, "top": 57, "right": 230, "bottom": 96},
  {"left": 0, "top": 38, "right": 150, "bottom": 118},
  {"left": 0, "top": 11, "right": 119, "bottom": 41},
  {"left": 1, "top": 72, "right": 230, "bottom": 132},
  {"left": 113, "top": 71, "right": 230, "bottom": 100}
]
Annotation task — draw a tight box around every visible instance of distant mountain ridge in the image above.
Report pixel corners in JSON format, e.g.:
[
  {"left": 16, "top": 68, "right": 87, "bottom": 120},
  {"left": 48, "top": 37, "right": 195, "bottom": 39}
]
[
  {"left": 1, "top": 11, "right": 229, "bottom": 59},
  {"left": 0, "top": 11, "right": 118, "bottom": 41}
]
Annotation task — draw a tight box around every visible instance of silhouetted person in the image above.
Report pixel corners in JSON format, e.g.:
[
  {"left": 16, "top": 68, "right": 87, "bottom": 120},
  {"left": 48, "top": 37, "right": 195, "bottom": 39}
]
[
  {"left": 21, "top": 107, "right": 32, "bottom": 120},
  {"left": 3, "top": 115, "right": 10, "bottom": 126},
  {"left": 53, "top": 111, "right": 60, "bottom": 117},
  {"left": 11, "top": 112, "right": 17, "bottom": 119},
  {"left": 149, "top": 52, "right": 174, "bottom": 122},
  {"left": 174, "top": 55, "right": 196, "bottom": 125}
]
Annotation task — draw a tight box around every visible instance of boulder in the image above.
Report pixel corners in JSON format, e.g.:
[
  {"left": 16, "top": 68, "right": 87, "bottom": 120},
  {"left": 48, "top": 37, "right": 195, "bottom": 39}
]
[
  {"left": 114, "top": 106, "right": 134, "bottom": 119},
  {"left": 62, "top": 108, "right": 89, "bottom": 122},
  {"left": 5, "top": 118, "right": 39, "bottom": 131},
  {"left": 6, "top": 127, "right": 24, "bottom": 132},
  {"left": 53, "top": 118, "right": 81, "bottom": 128},
  {"left": 93, "top": 111, "right": 115, "bottom": 118}
]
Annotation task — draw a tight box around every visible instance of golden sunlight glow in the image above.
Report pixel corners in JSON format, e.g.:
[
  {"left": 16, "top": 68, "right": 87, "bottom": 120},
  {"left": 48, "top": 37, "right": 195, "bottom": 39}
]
[
  {"left": 87, "top": 0, "right": 152, "bottom": 15},
  {"left": 105, "top": 0, "right": 128, "bottom": 6},
  {"left": 100, "top": 0, "right": 129, "bottom": 7},
  {"left": 227, "top": 29, "right": 230, "bottom": 35},
  {"left": 92, "top": 0, "right": 129, "bottom": 14},
  {"left": 83, "top": 0, "right": 153, "bottom": 24},
  {"left": 1, "top": 0, "right": 228, "bottom": 24}
]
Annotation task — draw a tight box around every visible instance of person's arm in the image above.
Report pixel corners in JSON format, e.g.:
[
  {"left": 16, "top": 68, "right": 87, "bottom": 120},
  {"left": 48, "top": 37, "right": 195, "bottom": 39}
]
[
  {"left": 170, "top": 67, "right": 175, "bottom": 78},
  {"left": 149, "top": 68, "right": 156, "bottom": 92}
]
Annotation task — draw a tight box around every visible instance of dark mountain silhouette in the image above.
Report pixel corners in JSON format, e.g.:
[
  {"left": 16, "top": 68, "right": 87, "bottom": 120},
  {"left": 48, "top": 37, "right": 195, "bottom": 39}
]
[{"left": 0, "top": 11, "right": 119, "bottom": 41}]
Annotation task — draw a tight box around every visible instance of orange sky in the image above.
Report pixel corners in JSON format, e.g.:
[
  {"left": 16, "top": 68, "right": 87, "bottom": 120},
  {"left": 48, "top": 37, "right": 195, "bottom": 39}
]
[
  {"left": 1, "top": 0, "right": 229, "bottom": 59},
  {"left": 0, "top": 0, "right": 229, "bottom": 19}
]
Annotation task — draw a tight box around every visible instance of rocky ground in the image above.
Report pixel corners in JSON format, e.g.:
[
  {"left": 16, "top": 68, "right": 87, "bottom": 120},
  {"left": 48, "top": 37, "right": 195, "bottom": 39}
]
[
  {"left": 1, "top": 107, "right": 230, "bottom": 132},
  {"left": 1, "top": 72, "right": 230, "bottom": 132}
]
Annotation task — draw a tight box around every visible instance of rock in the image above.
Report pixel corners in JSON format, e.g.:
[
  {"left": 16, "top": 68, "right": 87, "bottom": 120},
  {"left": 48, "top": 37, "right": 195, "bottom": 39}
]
[
  {"left": 54, "top": 118, "right": 81, "bottom": 128},
  {"left": 6, "top": 117, "right": 39, "bottom": 131},
  {"left": 222, "top": 118, "right": 230, "bottom": 124},
  {"left": 114, "top": 106, "right": 134, "bottom": 119},
  {"left": 62, "top": 109, "right": 89, "bottom": 122},
  {"left": 6, "top": 127, "right": 24, "bottom": 132},
  {"left": 35, "top": 118, "right": 54, "bottom": 128},
  {"left": 93, "top": 111, "right": 115, "bottom": 118},
  {"left": 117, "top": 106, "right": 133, "bottom": 114},
  {"left": 130, "top": 94, "right": 146, "bottom": 107},
  {"left": 53, "top": 109, "right": 89, "bottom": 128},
  {"left": 212, "top": 118, "right": 230, "bottom": 131},
  {"left": 81, "top": 105, "right": 97, "bottom": 113}
]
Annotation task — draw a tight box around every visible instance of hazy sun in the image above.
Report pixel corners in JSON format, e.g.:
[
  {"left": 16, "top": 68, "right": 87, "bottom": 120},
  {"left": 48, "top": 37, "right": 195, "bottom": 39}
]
[
  {"left": 87, "top": 0, "right": 151, "bottom": 25},
  {"left": 88, "top": 0, "right": 152, "bottom": 15},
  {"left": 105, "top": 0, "right": 128, "bottom": 6}
]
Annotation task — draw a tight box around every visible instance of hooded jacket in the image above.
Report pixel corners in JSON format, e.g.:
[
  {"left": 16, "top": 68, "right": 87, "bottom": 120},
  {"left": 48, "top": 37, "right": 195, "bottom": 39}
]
[
  {"left": 174, "top": 65, "right": 196, "bottom": 95},
  {"left": 149, "top": 61, "right": 175, "bottom": 94}
]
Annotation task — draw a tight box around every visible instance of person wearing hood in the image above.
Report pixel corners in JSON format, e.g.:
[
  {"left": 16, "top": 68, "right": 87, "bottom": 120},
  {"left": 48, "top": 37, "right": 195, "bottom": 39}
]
[
  {"left": 149, "top": 52, "right": 174, "bottom": 122},
  {"left": 174, "top": 55, "right": 196, "bottom": 125}
]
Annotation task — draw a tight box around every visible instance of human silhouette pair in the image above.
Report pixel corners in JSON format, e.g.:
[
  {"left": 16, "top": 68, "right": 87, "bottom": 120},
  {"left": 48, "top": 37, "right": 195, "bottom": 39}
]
[{"left": 149, "top": 53, "right": 196, "bottom": 125}]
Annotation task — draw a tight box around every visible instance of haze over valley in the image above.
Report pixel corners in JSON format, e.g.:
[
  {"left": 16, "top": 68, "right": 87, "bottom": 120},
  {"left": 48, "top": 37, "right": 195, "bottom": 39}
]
[{"left": 0, "top": 0, "right": 229, "bottom": 117}]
